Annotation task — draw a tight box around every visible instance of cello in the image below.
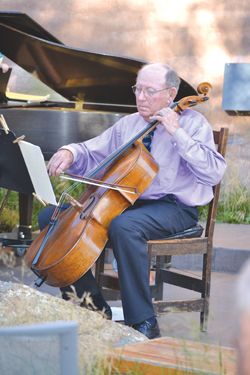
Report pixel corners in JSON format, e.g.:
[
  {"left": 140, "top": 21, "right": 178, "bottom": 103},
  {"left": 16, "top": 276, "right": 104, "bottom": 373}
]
[{"left": 25, "top": 82, "right": 212, "bottom": 287}]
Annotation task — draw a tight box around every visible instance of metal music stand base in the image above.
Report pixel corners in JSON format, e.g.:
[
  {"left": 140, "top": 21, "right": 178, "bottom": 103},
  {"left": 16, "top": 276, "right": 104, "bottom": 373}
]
[{"left": 0, "top": 230, "right": 33, "bottom": 257}]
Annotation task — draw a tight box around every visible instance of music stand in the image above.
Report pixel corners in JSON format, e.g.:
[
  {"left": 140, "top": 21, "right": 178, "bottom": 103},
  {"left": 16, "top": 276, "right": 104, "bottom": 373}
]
[
  {"left": 0, "top": 122, "right": 57, "bottom": 249},
  {"left": 0, "top": 128, "right": 34, "bottom": 193},
  {"left": 0, "top": 127, "right": 35, "bottom": 248}
]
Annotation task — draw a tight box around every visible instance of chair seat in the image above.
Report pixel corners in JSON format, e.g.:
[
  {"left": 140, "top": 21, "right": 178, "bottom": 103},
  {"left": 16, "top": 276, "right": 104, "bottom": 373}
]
[{"left": 155, "top": 224, "right": 204, "bottom": 240}]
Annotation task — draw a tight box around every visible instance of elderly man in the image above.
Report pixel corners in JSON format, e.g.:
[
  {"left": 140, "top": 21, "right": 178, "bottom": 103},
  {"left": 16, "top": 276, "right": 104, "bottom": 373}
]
[{"left": 40, "top": 63, "right": 226, "bottom": 339}]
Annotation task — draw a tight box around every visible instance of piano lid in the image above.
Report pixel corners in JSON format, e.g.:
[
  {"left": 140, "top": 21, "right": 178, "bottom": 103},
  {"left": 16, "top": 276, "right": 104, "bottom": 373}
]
[
  {"left": 0, "top": 11, "right": 62, "bottom": 44},
  {"left": 0, "top": 11, "right": 197, "bottom": 108}
]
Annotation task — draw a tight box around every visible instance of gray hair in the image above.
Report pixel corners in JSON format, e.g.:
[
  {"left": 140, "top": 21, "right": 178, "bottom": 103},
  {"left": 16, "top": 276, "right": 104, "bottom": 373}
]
[{"left": 138, "top": 63, "right": 181, "bottom": 91}]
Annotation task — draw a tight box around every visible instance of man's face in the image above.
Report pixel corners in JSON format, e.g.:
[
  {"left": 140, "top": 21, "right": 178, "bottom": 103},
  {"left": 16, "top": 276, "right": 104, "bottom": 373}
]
[{"left": 135, "top": 67, "right": 175, "bottom": 122}]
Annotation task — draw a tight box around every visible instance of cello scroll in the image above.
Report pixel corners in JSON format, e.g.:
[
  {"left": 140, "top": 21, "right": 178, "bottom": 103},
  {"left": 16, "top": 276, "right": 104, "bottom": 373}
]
[{"left": 174, "top": 82, "right": 212, "bottom": 114}]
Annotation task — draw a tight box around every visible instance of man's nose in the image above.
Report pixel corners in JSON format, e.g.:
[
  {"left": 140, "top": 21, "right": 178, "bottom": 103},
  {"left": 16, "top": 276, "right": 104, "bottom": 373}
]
[{"left": 138, "top": 89, "right": 146, "bottom": 99}]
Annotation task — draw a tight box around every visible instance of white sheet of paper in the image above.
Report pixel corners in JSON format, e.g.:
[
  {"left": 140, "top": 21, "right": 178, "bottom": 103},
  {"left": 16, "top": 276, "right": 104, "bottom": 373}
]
[
  {"left": 18, "top": 140, "right": 57, "bottom": 206},
  {"left": 111, "top": 307, "right": 124, "bottom": 322}
]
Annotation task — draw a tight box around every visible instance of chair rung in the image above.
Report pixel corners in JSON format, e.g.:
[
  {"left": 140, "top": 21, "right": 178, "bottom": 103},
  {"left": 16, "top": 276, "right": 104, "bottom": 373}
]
[
  {"left": 153, "top": 298, "right": 204, "bottom": 314},
  {"left": 99, "top": 273, "right": 120, "bottom": 290},
  {"left": 159, "top": 269, "right": 204, "bottom": 292},
  {"left": 102, "top": 288, "right": 121, "bottom": 301}
]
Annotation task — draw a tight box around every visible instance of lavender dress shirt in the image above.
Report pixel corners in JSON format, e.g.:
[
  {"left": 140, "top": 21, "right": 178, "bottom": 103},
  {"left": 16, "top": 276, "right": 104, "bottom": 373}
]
[{"left": 62, "top": 109, "right": 227, "bottom": 206}]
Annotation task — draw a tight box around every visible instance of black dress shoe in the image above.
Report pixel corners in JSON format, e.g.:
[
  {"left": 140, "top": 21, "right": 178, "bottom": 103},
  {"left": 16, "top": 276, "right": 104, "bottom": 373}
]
[{"left": 132, "top": 317, "right": 161, "bottom": 339}]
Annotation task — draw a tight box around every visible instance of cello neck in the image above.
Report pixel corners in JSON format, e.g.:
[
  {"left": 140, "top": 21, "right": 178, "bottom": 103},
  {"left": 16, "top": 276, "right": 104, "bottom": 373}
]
[{"left": 86, "top": 119, "right": 159, "bottom": 179}]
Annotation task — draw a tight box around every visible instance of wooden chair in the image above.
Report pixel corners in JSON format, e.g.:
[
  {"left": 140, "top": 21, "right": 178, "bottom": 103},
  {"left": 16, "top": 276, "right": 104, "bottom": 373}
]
[{"left": 95, "top": 127, "right": 229, "bottom": 331}]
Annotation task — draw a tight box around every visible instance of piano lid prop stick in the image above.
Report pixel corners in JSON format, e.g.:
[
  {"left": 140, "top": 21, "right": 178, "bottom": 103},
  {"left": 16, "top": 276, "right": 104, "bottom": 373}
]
[
  {"left": 0, "top": 114, "right": 9, "bottom": 134},
  {"left": 32, "top": 192, "right": 48, "bottom": 207}
]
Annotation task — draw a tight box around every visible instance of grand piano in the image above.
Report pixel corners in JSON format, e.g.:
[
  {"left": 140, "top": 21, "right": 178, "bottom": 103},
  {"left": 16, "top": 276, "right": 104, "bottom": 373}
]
[{"left": 0, "top": 11, "right": 197, "bottom": 246}]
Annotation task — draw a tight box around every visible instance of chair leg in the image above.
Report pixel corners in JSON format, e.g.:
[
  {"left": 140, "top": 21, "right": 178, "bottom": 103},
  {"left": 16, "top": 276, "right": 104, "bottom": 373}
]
[
  {"left": 200, "top": 250, "right": 212, "bottom": 332},
  {"left": 149, "top": 249, "right": 171, "bottom": 300},
  {"left": 95, "top": 250, "right": 105, "bottom": 286},
  {"left": 153, "top": 255, "right": 164, "bottom": 300},
  {"left": 200, "top": 298, "right": 209, "bottom": 332},
  {"left": 164, "top": 255, "right": 172, "bottom": 268}
]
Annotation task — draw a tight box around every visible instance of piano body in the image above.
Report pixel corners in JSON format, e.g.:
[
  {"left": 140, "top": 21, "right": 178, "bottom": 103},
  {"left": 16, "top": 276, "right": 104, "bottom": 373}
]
[{"left": 0, "top": 11, "right": 197, "bottom": 246}]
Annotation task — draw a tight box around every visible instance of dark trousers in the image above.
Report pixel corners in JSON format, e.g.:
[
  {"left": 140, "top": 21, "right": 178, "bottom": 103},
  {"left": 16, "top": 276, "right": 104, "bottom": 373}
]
[{"left": 38, "top": 195, "right": 198, "bottom": 325}]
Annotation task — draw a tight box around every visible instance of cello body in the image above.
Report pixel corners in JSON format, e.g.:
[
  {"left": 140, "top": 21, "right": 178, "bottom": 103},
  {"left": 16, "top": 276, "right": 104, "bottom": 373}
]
[{"left": 25, "top": 141, "right": 159, "bottom": 287}]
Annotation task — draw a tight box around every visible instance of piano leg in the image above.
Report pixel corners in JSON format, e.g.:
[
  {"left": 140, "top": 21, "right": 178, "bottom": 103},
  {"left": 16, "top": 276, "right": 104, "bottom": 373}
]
[
  {"left": 18, "top": 192, "right": 33, "bottom": 241},
  {"left": 0, "top": 192, "right": 33, "bottom": 254}
]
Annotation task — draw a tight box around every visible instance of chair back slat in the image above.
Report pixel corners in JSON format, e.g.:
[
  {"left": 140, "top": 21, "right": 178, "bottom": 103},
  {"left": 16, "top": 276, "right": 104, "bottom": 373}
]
[{"left": 205, "top": 127, "right": 229, "bottom": 239}]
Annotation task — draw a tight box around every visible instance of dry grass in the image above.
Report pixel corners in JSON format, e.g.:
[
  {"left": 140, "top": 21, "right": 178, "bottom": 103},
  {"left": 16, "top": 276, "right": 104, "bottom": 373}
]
[{"left": 0, "top": 281, "right": 147, "bottom": 374}]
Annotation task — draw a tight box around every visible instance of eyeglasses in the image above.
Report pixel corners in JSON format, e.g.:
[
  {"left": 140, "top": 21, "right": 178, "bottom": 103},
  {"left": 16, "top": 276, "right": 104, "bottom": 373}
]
[{"left": 131, "top": 85, "right": 170, "bottom": 97}]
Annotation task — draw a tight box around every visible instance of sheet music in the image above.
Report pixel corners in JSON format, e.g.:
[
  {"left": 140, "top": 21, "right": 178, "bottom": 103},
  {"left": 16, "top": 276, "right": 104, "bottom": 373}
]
[{"left": 18, "top": 140, "right": 57, "bottom": 205}]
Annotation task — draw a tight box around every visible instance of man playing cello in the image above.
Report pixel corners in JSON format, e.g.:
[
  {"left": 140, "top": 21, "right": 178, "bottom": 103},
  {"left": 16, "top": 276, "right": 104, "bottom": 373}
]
[{"left": 39, "top": 63, "right": 226, "bottom": 339}]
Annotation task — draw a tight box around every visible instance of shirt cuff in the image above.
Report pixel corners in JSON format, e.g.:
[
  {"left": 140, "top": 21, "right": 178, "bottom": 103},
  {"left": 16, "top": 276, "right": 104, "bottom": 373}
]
[{"left": 59, "top": 145, "right": 78, "bottom": 163}]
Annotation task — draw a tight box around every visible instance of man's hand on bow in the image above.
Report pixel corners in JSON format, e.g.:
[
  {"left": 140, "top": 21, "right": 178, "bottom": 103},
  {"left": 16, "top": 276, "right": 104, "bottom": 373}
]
[{"left": 47, "top": 149, "right": 74, "bottom": 176}]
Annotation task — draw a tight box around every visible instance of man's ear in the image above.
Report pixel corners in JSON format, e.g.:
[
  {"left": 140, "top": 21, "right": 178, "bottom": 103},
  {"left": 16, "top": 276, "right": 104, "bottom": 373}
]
[{"left": 169, "top": 87, "right": 178, "bottom": 101}]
